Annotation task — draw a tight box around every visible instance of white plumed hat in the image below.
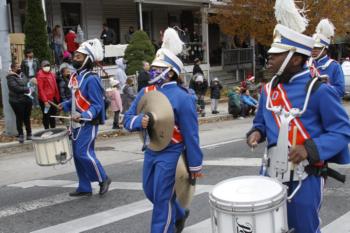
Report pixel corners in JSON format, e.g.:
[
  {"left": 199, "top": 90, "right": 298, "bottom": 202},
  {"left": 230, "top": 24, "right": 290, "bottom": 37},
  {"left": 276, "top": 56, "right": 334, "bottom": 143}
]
[
  {"left": 76, "top": 38, "right": 104, "bottom": 62},
  {"left": 151, "top": 28, "right": 184, "bottom": 75},
  {"left": 268, "top": 0, "right": 315, "bottom": 56},
  {"left": 313, "top": 19, "right": 335, "bottom": 48}
]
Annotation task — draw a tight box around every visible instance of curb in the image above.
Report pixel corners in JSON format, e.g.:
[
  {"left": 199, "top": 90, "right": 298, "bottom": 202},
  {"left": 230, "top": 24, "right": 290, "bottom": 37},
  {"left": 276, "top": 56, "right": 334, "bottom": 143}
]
[{"left": 0, "top": 113, "right": 233, "bottom": 156}]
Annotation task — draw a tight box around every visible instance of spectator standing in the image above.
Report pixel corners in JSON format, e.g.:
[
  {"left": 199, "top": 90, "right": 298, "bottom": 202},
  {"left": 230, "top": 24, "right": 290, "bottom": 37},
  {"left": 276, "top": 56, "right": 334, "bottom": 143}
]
[
  {"left": 106, "top": 79, "right": 123, "bottom": 129},
  {"left": 210, "top": 77, "right": 223, "bottom": 114},
  {"left": 189, "top": 74, "right": 208, "bottom": 117},
  {"left": 122, "top": 77, "right": 136, "bottom": 113},
  {"left": 100, "top": 23, "right": 115, "bottom": 45},
  {"left": 114, "top": 58, "right": 128, "bottom": 90},
  {"left": 6, "top": 63, "right": 33, "bottom": 143},
  {"left": 137, "top": 61, "right": 150, "bottom": 92},
  {"left": 36, "top": 60, "right": 61, "bottom": 129},
  {"left": 65, "top": 29, "right": 79, "bottom": 54},
  {"left": 192, "top": 58, "right": 204, "bottom": 76},
  {"left": 52, "top": 25, "right": 64, "bottom": 65},
  {"left": 59, "top": 51, "right": 75, "bottom": 73},
  {"left": 240, "top": 89, "right": 258, "bottom": 117},
  {"left": 57, "top": 67, "right": 71, "bottom": 102},
  {"left": 124, "top": 26, "right": 134, "bottom": 43},
  {"left": 21, "top": 48, "right": 40, "bottom": 107}
]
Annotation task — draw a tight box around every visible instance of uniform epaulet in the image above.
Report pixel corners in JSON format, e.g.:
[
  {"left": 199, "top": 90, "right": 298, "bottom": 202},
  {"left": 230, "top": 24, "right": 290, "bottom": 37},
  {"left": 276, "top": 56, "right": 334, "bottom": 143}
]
[{"left": 319, "top": 59, "right": 334, "bottom": 70}]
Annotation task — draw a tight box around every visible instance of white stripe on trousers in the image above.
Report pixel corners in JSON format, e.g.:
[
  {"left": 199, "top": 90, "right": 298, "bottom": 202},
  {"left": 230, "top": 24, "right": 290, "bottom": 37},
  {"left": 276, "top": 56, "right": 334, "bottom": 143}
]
[{"left": 86, "top": 125, "right": 102, "bottom": 182}]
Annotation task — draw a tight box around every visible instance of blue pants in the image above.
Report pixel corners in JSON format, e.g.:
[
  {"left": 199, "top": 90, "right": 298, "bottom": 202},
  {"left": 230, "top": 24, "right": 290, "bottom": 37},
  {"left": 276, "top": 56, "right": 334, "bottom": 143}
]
[
  {"left": 72, "top": 124, "right": 107, "bottom": 192},
  {"left": 287, "top": 176, "right": 323, "bottom": 233},
  {"left": 143, "top": 144, "right": 186, "bottom": 233}
]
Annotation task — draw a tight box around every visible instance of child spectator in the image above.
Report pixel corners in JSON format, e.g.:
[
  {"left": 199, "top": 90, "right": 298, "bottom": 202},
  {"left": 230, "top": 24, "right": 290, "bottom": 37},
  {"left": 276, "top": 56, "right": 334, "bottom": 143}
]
[
  {"left": 240, "top": 89, "right": 258, "bottom": 117},
  {"left": 122, "top": 77, "right": 136, "bottom": 113},
  {"left": 106, "top": 78, "right": 123, "bottom": 129},
  {"left": 210, "top": 77, "right": 223, "bottom": 114}
]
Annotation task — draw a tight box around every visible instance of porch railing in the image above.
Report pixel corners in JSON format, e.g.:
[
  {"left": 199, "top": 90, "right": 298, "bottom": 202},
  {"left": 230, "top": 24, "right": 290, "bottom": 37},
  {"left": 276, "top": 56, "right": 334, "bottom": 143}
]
[
  {"left": 180, "top": 42, "right": 205, "bottom": 65},
  {"left": 222, "top": 48, "right": 253, "bottom": 67}
]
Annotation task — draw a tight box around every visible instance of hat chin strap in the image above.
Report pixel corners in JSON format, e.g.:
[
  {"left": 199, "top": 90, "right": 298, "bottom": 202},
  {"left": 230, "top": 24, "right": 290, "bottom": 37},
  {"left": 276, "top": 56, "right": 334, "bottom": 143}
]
[
  {"left": 77, "top": 56, "right": 91, "bottom": 71},
  {"left": 313, "top": 46, "right": 326, "bottom": 61},
  {"left": 149, "top": 67, "right": 171, "bottom": 84},
  {"left": 276, "top": 50, "right": 295, "bottom": 76}
]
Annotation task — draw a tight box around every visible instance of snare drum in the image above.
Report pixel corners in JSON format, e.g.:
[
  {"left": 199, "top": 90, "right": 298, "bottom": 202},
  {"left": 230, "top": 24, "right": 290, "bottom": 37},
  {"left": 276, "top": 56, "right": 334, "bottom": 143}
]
[
  {"left": 32, "top": 128, "right": 72, "bottom": 166},
  {"left": 209, "top": 176, "right": 288, "bottom": 233}
]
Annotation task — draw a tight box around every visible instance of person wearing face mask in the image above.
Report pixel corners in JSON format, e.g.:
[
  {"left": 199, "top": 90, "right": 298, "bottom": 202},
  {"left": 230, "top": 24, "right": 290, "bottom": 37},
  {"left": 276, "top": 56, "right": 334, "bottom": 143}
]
[
  {"left": 59, "top": 39, "right": 111, "bottom": 197},
  {"left": 6, "top": 63, "right": 34, "bottom": 143},
  {"left": 36, "top": 60, "right": 61, "bottom": 129},
  {"left": 124, "top": 28, "right": 203, "bottom": 233},
  {"left": 21, "top": 49, "right": 40, "bottom": 107},
  {"left": 246, "top": 1, "right": 350, "bottom": 232}
]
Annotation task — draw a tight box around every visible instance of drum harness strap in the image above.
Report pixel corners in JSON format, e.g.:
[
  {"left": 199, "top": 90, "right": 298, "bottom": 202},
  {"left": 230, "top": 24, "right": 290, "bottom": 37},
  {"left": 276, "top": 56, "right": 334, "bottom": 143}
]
[{"left": 265, "top": 73, "right": 319, "bottom": 200}]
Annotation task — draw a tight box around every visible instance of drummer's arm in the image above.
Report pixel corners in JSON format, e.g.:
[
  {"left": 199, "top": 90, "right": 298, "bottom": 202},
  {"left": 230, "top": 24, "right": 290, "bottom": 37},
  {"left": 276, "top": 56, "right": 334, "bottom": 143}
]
[
  {"left": 123, "top": 92, "right": 145, "bottom": 132},
  {"left": 179, "top": 94, "right": 203, "bottom": 173}
]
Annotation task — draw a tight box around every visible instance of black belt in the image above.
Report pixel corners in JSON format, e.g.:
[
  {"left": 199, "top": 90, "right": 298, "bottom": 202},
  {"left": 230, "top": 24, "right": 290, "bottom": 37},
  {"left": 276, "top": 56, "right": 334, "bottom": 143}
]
[{"left": 305, "top": 164, "right": 346, "bottom": 183}]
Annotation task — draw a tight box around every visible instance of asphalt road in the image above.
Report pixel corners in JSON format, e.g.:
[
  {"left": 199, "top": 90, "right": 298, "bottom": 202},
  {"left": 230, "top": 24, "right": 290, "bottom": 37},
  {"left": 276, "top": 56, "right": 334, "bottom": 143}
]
[{"left": 0, "top": 119, "right": 349, "bottom": 233}]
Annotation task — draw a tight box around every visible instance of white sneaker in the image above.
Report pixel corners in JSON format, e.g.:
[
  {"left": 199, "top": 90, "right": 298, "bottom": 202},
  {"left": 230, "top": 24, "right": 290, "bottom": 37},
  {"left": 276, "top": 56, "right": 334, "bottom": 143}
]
[{"left": 238, "top": 116, "right": 245, "bottom": 120}]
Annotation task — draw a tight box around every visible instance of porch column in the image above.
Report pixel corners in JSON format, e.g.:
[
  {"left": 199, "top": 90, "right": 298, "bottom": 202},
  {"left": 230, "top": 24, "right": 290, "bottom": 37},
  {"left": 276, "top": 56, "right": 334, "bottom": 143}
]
[
  {"left": 41, "top": 0, "right": 47, "bottom": 22},
  {"left": 0, "top": 0, "right": 16, "bottom": 135},
  {"left": 201, "top": 6, "right": 210, "bottom": 83},
  {"left": 138, "top": 1, "right": 143, "bottom": 30}
]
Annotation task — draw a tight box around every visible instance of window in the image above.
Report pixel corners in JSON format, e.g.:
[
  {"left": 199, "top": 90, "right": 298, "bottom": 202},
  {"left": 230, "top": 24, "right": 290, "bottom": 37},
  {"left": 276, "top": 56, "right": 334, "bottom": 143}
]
[{"left": 61, "top": 3, "right": 81, "bottom": 33}]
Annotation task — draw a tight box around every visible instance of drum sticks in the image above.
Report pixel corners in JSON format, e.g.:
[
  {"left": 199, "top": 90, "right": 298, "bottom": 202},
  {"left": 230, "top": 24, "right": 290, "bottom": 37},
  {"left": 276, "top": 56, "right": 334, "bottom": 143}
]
[
  {"left": 50, "top": 115, "right": 92, "bottom": 121},
  {"left": 289, "top": 126, "right": 298, "bottom": 195},
  {"left": 48, "top": 100, "right": 60, "bottom": 109}
]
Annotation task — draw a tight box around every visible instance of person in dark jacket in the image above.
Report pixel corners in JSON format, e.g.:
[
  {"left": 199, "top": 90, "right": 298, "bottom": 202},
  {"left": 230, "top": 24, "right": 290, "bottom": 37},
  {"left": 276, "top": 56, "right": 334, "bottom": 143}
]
[
  {"left": 189, "top": 74, "right": 208, "bottom": 117},
  {"left": 21, "top": 49, "right": 40, "bottom": 107},
  {"left": 137, "top": 61, "right": 150, "bottom": 92},
  {"left": 210, "top": 77, "right": 223, "bottom": 114},
  {"left": 100, "top": 23, "right": 115, "bottom": 45},
  {"left": 57, "top": 67, "right": 71, "bottom": 102},
  {"left": 6, "top": 63, "right": 33, "bottom": 143},
  {"left": 192, "top": 58, "right": 204, "bottom": 76}
]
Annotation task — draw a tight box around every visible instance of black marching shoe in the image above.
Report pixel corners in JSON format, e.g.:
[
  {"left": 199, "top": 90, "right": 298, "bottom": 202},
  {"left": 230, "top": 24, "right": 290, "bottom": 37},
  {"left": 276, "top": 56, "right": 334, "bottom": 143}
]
[
  {"left": 99, "top": 177, "right": 112, "bottom": 195},
  {"left": 69, "top": 191, "right": 92, "bottom": 197},
  {"left": 175, "top": 209, "right": 190, "bottom": 233},
  {"left": 18, "top": 135, "right": 24, "bottom": 144},
  {"left": 26, "top": 134, "right": 32, "bottom": 140}
]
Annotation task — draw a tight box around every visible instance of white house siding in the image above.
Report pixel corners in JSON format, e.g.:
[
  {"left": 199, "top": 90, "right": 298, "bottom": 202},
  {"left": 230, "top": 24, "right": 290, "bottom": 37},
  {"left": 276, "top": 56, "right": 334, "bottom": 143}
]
[{"left": 102, "top": 0, "right": 138, "bottom": 44}]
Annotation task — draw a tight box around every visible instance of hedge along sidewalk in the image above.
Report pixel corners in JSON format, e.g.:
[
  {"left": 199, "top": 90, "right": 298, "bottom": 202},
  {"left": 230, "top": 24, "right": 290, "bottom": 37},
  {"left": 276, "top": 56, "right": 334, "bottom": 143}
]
[{"left": 0, "top": 102, "right": 233, "bottom": 155}]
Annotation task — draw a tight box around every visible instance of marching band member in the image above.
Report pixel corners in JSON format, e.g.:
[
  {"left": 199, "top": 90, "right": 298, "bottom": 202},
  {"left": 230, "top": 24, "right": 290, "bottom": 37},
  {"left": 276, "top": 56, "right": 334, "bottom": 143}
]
[
  {"left": 311, "top": 19, "right": 345, "bottom": 97},
  {"left": 246, "top": 1, "right": 350, "bottom": 233},
  {"left": 124, "top": 28, "right": 203, "bottom": 233},
  {"left": 60, "top": 39, "right": 111, "bottom": 197}
]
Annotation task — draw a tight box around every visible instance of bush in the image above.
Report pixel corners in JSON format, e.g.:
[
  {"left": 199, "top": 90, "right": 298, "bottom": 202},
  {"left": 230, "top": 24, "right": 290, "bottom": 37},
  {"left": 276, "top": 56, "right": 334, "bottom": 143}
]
[
  {"left": 124, "top": 31, "right": 155, "bottom": 75},
  {"left": 24, "top": 0, "right": 52, "bottom": 62}
]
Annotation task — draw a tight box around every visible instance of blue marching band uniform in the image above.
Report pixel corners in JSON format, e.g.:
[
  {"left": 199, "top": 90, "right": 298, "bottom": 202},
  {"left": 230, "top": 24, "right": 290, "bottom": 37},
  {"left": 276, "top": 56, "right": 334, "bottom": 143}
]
[
  {"left": 247, "top": 3, "right": 350, "bottom": 233},
  {"left": 252, "top": 69, "right": 350, "bottom": 232},
  {"left": 124, "top": 28, "right": 203, "bottom": 233},
  {"left": 62, "top": 39, "right": 110, "bottom": 195},
  {"left": 311, "top": 18, "right": 345, "bottom": 98},
  {"left": 312, "top": 55, "right": 345, "bottom": 97}
]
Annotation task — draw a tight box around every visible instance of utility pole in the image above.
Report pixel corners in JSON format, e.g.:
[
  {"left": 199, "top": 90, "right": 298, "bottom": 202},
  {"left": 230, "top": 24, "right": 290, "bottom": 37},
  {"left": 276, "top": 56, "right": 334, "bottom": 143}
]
[{"left": 0, "top": 0, "right": 16, "bottom": 135}]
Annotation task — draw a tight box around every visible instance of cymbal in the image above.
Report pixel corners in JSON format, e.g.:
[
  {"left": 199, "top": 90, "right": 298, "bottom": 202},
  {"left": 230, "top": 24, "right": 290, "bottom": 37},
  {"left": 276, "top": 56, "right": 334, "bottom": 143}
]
[
  {"left": 137, "top": 90, "right": 175, "bottom": 151},
  {"left": 175, "top": 154, "right": 196, "bottom": 208}
]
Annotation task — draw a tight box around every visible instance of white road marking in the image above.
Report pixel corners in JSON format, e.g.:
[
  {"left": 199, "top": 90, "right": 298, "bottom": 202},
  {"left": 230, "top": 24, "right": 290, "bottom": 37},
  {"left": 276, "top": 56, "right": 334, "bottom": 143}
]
[
  {"left": 204, "top": 157, "right": 261, "bottom": 167},
  {"left": 200, "top": 138, "right": 244, "bottom": 149},
  {"left": 1, "top": 181, "right": 212, "bottom": 220},
  {"left": 321, "top": 210, "right": 350, "bottom": 233},
  {"left": 30, "top": 185, "right": 212, "bottom": 233}
]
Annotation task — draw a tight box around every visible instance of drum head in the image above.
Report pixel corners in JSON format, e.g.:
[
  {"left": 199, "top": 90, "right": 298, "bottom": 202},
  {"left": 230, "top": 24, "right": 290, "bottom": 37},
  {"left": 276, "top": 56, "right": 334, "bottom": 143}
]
[
  {"left": 212, "top": 176, "right": 283, "bottom": 204},
  {"left": 32, "top": 128, "right": 68, "bottom": 141}
]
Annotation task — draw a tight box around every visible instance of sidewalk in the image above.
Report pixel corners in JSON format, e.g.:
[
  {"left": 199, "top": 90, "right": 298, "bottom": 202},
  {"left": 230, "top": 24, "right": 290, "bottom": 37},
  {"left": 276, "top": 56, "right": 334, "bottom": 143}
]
[{"left": 0, "top": 101, "right": 233, "bottom": 154}]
